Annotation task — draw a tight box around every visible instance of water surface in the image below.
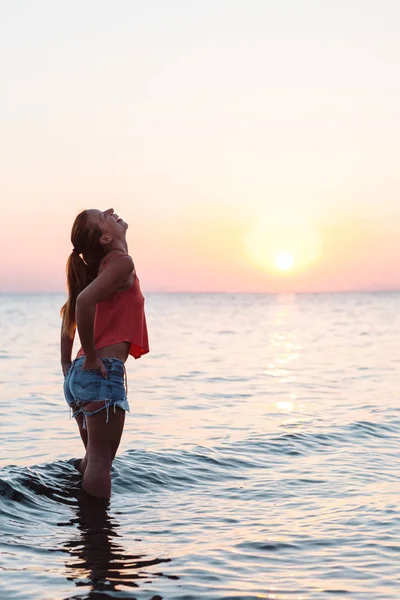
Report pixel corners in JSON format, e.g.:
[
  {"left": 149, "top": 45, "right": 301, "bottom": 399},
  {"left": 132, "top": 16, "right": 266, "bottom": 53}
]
[{"left": 1, "top": 292, "right": 399, "bottom": 599}]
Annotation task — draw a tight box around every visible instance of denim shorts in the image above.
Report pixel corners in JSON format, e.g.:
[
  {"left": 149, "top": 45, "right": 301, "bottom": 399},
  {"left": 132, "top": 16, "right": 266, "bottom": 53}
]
[{"left": 64, "top": 357, "right": 130, "bottom": 428}]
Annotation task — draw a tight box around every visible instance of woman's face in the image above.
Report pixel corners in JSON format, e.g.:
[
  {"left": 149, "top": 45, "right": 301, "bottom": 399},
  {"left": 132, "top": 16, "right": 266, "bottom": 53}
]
[{"left": 87, "top": 208, "right": 128, "bottom": 244}]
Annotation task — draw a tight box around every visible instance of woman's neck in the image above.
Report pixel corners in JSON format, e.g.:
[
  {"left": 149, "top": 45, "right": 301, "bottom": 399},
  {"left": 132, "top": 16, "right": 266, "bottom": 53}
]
[{"left": 106, "top": 241, "right": 128, "bottom": 255}]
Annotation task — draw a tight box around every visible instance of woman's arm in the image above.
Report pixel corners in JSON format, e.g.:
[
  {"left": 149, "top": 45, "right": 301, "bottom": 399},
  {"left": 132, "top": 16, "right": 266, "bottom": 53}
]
[
  {"left": 76, "top": 254, "right": 134, "bottom": 369},
  {"left": 60, "top": 327, "right": 75, "bottom": 376}
]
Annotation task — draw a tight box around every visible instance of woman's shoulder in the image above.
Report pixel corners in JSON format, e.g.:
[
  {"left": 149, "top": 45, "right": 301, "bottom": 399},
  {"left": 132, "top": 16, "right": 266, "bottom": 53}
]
[{"left": 97, "top": 253, "right": 136, "bottom": 294}]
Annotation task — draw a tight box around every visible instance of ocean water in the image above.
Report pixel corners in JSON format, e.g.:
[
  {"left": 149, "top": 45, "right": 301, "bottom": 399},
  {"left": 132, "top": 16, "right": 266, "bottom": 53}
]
[{"left": 0, "top": 291, "right": 399, "bottom": 600}]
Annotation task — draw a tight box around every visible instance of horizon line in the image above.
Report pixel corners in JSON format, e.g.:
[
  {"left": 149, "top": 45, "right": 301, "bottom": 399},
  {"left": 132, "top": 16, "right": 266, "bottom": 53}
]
[{"left": 1, "top": 288, "right": 400, "bottom": 296}]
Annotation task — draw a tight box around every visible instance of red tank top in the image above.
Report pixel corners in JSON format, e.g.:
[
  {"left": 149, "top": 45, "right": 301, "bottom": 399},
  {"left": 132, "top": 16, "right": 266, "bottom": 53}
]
[{"left": 76, "top": 254, "right": 149, "bottom": 359}]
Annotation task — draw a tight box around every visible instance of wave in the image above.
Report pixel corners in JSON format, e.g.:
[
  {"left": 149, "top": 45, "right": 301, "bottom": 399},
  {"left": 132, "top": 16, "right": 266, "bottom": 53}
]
[{"left": 1, "top": 413, "right": 398, "bottom": 511}]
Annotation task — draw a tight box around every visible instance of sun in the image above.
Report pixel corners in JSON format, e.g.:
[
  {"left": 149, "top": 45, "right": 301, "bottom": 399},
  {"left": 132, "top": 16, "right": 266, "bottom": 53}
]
[
  {"left": 244, "top": 209, "right": 321, "bottom": 276},
  {"left": 275, "top": 252, "right": 294, "bottom": 272}
]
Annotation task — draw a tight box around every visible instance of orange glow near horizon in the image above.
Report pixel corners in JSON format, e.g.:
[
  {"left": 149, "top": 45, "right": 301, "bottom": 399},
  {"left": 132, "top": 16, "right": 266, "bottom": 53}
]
[{"left": 0, "top": 206, "right": 399, "bottom": 294}]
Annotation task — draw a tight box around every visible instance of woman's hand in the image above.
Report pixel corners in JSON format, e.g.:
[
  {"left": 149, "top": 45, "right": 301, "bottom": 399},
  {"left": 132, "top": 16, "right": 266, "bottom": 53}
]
[
  {"left": 82, "top": 355, "right": 108, "bottom": 378},
  {"left": 62, "top": 362, "right": 71, "bottom": 377}
]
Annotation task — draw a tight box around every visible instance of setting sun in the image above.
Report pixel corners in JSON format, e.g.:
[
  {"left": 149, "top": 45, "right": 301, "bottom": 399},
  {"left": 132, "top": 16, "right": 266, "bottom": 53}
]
[
  {"left": 275, "top": 252, "right": 294, "bottom": 272},
  {"left": 245, "top": 210, "right": 322, "bottom": 278}
]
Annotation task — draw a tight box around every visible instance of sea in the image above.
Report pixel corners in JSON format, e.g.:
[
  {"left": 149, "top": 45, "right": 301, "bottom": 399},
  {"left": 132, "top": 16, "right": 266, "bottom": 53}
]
[{"left": 0, "top": 291, "right": 399, "bottom": 600}]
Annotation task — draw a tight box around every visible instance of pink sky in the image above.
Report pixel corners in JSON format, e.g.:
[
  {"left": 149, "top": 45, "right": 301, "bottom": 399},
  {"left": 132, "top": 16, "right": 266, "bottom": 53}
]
[{"left": 1, "top": 2, "right": 399, "bottom": 293}]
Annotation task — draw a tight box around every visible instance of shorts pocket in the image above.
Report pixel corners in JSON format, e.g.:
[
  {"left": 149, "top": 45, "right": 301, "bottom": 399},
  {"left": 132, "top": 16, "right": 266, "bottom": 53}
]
[
  {"left": 63, "top": 371, "right": 74, "bottom": 405},
  {"left": 71, "top": 368, "right": 102, "bottom": 402}
]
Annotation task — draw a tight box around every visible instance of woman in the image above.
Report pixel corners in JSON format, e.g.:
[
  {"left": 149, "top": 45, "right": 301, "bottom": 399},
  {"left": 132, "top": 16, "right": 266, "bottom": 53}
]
[{"left": 60, "top": 208, "right": 149, "bottom": 499}]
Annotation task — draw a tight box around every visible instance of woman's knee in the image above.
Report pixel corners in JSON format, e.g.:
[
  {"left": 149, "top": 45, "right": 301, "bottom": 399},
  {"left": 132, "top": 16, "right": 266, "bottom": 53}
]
[{"left": 86, "top": 450, "right": 113, "bottom": 466}]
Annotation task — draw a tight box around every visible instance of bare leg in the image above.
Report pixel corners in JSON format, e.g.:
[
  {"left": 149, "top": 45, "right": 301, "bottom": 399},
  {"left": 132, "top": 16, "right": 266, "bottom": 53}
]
[
  {"left": 74, "top": 410, "right": 88, "bottom": 475},
  {"left": 81, "top": 402, "right": 125, "bottom": 499}
]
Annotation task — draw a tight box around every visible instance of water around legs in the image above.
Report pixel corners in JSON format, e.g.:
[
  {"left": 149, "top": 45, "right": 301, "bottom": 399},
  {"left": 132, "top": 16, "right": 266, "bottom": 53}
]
[{"left": 79, "top": 402, "right": 125, "bottom": 498}]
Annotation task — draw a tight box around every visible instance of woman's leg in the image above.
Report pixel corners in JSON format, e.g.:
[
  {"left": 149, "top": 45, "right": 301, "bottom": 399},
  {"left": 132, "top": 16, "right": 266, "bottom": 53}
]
[
  {"left": 75, "top": 411, "right": 88, "bottom": 474},
  {"left": 81, "top": 401, "right": 125, "bottom": 498}
]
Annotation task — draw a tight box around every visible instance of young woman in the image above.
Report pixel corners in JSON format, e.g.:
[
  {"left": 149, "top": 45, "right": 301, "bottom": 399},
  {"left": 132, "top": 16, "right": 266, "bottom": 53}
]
[{"left": 60, "top": 208, "right": 149, "bottom": 499}]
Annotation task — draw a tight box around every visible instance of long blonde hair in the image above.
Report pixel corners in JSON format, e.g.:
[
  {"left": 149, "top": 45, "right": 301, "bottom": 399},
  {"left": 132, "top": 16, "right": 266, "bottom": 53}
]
[{"left": 60, "top": 210, "right": 105, "bottom": 337}]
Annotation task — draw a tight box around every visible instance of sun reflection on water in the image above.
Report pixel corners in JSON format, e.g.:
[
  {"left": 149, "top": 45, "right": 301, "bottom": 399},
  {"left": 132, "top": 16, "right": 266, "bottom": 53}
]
[{"left": 265, "top": 296, "right": 310, "bottom": 431}]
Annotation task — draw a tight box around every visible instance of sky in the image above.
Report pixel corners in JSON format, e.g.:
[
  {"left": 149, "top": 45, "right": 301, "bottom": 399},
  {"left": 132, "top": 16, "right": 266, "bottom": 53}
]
[{"left": 1, "top": 0, "right": 399, "bottom": 293}]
